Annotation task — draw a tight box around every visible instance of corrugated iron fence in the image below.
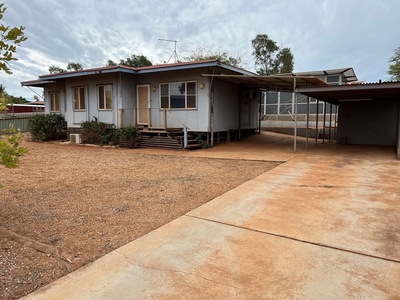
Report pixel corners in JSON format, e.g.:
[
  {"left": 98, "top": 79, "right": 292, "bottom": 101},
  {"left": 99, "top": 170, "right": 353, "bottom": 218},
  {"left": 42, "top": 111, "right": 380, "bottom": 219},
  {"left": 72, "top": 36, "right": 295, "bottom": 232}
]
[{"left": 0, "top": 114, "right": 42, "bottom": 132}]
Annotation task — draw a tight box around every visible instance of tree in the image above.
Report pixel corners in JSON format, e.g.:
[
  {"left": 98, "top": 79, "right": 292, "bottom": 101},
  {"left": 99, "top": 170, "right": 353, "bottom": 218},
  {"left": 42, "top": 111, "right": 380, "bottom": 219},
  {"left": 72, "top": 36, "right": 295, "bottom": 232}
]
[
  {"left": 0, "top": 4, "right": 27, "bottom": 74},
  {"left": 388, "top": 46, "right": 400, "bottom": 81},
  {"left": 49, "top": 65, "right": 66, "bottom": 74},
  {"left": 67, "top": 61, "right": 83, "bottom": 71},
  {"left": 49, "top": 61, "right": 83, "bottom": 74},
  {"left": 251, "top": 34, "right": 294, "bottom": 75},
  {"left": 0, "top": 4, "right": 28, "bottom": 176},
  {"left": 184, "top": 46, "right": 242, "bottom": 67},
  {"left": 107, "top": 54, "right": 152, "bottom": 68}
]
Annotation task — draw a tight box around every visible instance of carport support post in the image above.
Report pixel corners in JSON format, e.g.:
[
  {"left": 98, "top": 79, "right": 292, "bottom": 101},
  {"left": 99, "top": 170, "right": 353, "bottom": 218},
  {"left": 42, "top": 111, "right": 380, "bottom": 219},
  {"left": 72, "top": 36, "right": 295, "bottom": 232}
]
[
  {"left": 293, "top": 78, "right": 297, "bottom": 153},
  {"left": 329, "top": 103, "right": 333, "bottom": 142},
  {"left": 322, "top": 102, "right": 326, "bottom": 144},
  {"left": 258, "top": 91, "right": 262, "bottom": 134},
  {"left": 306, "top": 96, "right": 310, "bottom": 149},
  {"left": 315, "top": 99, "right": 319, "bottom": 147}
]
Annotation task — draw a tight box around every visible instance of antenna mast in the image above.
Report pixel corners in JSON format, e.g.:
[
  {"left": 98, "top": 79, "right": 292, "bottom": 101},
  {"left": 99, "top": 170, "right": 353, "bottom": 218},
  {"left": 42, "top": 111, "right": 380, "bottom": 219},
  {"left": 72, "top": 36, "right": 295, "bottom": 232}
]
[{"left": 158, "top": 39, "right": 179, "bottom": 63}]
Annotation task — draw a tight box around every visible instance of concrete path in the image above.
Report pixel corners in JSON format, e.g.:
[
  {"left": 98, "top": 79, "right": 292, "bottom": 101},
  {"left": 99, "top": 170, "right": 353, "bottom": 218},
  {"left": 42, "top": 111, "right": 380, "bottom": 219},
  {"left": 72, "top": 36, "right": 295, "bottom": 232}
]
[{"left": 23, "top": 133, "right": 400, "bottom": 299}]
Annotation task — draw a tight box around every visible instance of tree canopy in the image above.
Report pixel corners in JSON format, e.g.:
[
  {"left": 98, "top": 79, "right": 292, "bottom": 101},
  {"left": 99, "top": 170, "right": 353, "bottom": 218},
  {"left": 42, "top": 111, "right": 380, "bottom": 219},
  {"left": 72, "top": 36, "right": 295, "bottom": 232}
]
[
  {"left": 388, "top": 46, "right": 400, "bottom": 81},
  {"left": 184, "top": 46, "right": 242, "bottom": 67},
  {"left": 251, "top": 34, "right": 294, "bottom": 75},
  {"left": 0, "top": 4, "right": 27, "bottom": 74},
  {"left": 49, "top": 61, "right": 83, "bottom": 74},
  {"left": 0, "top": 4, "right": 28, "bottom": 174},
  {"left": 107, "top": 54, "right": 152, "bottom": 68}
]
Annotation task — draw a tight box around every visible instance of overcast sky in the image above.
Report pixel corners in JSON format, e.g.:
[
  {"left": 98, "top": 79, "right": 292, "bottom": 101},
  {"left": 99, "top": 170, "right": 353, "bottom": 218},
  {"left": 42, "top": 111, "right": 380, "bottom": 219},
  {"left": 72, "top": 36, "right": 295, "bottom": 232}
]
[{"left": 1, "top": 0, "right": 399, "bottom": 100}]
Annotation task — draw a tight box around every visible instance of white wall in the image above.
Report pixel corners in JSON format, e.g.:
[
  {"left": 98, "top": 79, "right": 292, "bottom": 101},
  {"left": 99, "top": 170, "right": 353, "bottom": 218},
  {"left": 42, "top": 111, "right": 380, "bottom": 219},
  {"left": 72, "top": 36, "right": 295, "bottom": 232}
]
[
  {"left": 133, "top": 69, "right": 210, "bottom": 131},
  {"left": 53, "top": 74, "right": 121, "bottom": 128}
]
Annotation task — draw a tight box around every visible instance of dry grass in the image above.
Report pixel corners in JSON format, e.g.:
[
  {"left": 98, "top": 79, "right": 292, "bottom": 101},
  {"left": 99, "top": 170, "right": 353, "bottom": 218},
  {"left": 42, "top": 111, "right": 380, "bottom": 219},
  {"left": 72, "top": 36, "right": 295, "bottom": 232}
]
[{"left": 0, "top": 141, "right": 279, "bottom": 299}]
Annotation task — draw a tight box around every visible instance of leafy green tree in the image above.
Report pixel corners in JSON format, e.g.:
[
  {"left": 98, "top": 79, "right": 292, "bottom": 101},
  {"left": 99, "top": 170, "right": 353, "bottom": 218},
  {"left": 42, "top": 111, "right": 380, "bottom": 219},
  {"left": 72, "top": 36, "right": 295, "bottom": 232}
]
[
  {"left": 251, "top": 34, "right": 294, "bottom": 75},
  {"left": 66, "top": 61, "right": 83, "bottom": 71},
  {"left": 107, "top": 54, "right": 152, "bottom": 67},
  {"left": 388, "top": 46, "right": 400, "bottom": 81},
  {"left": 48, "top": 65, "right": 66, "bottom": 74},
  {"left": 184, "top": 46, "right": 242, "bottom": 67},
  {"left": 49, "top": 61, "right": 83, "bottom": 74},
  {"left": 0, "top": 83, "right": 28, "bottom": 104},
  {"left": 106, "top": 59, "right": 117, "bottom": 66},
  {"left": 0, "top": 4, "right": 28, "bottom": 176},
  {"left": 0, "top": 4, "right": 27, "bottom": 74}
]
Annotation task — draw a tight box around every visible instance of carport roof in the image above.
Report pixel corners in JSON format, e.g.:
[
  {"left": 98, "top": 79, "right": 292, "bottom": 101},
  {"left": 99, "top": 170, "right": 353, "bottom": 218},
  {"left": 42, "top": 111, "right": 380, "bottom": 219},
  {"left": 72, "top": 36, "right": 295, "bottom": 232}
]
[
  {"left": 297, "top": 81, "right": 400, "bottom": 104},
  {"left": 202, "top": 74, "right": 328, "bottom": 91}
]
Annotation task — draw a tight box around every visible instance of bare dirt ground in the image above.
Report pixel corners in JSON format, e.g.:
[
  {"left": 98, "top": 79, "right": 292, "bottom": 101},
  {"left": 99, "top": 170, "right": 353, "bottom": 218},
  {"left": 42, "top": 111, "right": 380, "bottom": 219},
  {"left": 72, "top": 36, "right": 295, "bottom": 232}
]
[{"left": 0, "top": 141, "right": 279, "bottom": 299}]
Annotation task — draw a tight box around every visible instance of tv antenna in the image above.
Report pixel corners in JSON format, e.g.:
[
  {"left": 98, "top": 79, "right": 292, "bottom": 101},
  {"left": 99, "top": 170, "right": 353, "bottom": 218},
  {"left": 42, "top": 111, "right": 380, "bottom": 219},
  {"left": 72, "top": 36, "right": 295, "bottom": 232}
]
[{"left": 158, "top": 39, "right": 179, "bottom": 63}]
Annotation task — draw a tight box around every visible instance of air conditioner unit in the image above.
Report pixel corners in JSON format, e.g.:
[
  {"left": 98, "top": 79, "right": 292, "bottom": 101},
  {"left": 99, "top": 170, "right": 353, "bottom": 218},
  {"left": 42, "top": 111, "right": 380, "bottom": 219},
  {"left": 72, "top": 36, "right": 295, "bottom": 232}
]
[{"left": 70, "top": 134, "right": 81, "bottom": 144}]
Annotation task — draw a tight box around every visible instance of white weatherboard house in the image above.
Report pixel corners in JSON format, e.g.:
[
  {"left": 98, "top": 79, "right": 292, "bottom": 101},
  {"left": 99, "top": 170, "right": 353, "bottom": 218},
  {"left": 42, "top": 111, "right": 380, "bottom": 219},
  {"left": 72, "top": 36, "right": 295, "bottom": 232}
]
[{"left": 22, "top": 60, "right": 262, "bottom": 148}]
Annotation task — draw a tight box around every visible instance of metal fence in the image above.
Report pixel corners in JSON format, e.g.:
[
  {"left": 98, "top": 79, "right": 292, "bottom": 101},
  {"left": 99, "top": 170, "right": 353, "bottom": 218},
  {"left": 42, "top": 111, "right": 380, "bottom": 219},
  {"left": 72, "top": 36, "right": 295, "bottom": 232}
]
[{"left": 0, "top": 114, "right": 41, "bottom": 132}]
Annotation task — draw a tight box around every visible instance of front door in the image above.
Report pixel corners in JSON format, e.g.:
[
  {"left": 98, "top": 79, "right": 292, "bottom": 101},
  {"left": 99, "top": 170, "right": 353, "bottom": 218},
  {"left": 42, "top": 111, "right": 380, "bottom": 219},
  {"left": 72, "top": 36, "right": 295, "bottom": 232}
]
[{"left": 137, "top": 85, "right": 150, "bottom": 125}]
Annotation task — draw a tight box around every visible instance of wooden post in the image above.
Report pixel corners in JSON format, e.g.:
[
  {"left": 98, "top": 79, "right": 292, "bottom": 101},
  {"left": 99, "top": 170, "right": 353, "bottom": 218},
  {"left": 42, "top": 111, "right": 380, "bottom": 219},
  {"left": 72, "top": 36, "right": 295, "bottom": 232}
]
[
  {"left": 148, "top": 108, "right": 151, "bottom": 128},
  {"left": 119, "top": 109, "right": 124, "bottom": 128},
  {"left": 133, "top": 109, "right": 137, "bottom": 127},
  {"left": 163, "top": 109, "right": 167, "bottom": 129}
]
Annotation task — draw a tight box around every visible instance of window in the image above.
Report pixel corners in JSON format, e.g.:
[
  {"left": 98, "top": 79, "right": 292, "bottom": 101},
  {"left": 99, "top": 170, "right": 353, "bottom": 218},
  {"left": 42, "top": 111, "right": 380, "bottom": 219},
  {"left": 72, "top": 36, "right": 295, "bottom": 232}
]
[
  {"left": 50, "top": 92, "right": 60, "bottom": 112},
  {"left": 326, "top": 75, "right": 340, "bottom": 85},
  {"left": 160, "top": 81, "right": 196, "bottom": 109},
  {"left": 73, "top": 87, "right": 86, "bottom": 110},
  {"left": 98, "top": 85, "right": 112, "bottom": 110}
]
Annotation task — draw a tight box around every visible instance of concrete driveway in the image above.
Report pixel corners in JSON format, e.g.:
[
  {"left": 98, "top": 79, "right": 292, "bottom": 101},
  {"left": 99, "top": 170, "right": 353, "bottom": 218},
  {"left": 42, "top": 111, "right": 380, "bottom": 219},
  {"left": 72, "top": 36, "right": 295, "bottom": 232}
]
[{"left": 23, "top": 133, "right": 400, "bottom": 299}]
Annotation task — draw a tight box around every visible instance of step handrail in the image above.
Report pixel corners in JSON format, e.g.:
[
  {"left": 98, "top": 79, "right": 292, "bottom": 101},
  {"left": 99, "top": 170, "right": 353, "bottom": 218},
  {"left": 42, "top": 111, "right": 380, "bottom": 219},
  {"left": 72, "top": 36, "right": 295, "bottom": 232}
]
[{"left": 166, "top": 109, "right": 190, "bottom": 148}]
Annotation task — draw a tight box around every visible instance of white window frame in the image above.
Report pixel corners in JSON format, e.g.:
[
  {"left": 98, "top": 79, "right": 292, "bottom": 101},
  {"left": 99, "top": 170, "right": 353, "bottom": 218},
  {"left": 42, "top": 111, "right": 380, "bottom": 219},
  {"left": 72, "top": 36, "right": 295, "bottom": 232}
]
[
  {"left": 49, "top": 91, "right": 60, "bottom": 112},
  {"left": 159, "top": 81, "right": 197, "bottom": 109},
  {"left": 97, "top": 84, "right": 113, "bottom": 110},
  {"left": 73, "top": 86, "right": 86, "bottom": 111}
]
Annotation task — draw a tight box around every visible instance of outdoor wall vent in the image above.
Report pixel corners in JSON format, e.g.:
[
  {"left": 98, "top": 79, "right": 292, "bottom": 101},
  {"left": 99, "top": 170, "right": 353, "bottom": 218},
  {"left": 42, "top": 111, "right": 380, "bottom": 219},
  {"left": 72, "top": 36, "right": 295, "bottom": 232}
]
[{"left": 70, "top": 134, "right": 82, "bottom": 144}]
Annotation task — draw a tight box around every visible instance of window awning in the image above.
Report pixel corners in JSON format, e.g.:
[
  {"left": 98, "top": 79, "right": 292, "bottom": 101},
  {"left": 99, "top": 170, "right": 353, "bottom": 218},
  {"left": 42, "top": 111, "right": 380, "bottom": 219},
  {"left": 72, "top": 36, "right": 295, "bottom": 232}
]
[{"left": 202, "top": 74, "right": 328, "bottom": 91}]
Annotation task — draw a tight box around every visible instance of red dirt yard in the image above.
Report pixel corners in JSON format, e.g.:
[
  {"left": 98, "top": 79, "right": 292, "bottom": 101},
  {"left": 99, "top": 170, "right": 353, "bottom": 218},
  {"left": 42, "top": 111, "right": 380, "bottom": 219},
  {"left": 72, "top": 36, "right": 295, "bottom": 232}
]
[{"left": 0, "top": 141, "right": 279, "bottom": 299}]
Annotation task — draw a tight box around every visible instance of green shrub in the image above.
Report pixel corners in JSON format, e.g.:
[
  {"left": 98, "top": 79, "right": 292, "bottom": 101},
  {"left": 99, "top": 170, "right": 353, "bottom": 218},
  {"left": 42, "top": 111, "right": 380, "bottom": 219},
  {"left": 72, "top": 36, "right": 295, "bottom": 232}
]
[
  {"left": 81, "top": 117, "right": 120, "bottom": 145},
  {"left": 193, "top": 132, "right": 212, "bottom": 149},
  {"left": 28, "top": 114, "right": 67, "bottom": 142},
  {"left": 119, "top": 126, "right": 141, "bottom": 148}
]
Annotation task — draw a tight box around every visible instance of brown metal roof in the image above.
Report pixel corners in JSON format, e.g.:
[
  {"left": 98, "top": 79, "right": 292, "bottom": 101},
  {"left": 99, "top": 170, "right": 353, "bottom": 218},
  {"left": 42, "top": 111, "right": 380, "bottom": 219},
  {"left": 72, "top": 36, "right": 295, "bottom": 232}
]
[
  {"left": 202, "top": 74, "right": 328, "bottom": 91},
  {"left": 297, "top": 81, "right": 400, "bottom": 104}
]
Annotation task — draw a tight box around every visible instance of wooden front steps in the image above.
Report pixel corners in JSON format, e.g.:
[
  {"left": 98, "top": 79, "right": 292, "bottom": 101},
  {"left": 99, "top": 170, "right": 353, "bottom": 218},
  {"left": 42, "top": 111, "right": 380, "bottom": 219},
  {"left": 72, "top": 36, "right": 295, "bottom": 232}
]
[{"left": 138, "top": 128, "right": 202, "bottom": 150}]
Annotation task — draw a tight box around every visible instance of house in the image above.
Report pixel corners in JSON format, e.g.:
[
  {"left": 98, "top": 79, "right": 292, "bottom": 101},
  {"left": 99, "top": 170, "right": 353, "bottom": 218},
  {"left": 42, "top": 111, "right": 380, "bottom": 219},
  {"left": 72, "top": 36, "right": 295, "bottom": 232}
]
[{"left": 21, "top": 60, "right": 263, "bottom": 148}]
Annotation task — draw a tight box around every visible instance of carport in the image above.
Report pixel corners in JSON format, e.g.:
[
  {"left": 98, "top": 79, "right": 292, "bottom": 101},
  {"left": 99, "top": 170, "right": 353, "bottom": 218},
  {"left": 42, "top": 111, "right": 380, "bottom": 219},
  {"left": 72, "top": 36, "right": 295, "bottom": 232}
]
[
  {"left": 202, "top": 74, "right": 328, "bottom": 152},
  {"left": 204, "top": 74, "right": 400, "bottom": 159},
  {"left": 297, "top": 81, "right": 400, "bottom": 159}
]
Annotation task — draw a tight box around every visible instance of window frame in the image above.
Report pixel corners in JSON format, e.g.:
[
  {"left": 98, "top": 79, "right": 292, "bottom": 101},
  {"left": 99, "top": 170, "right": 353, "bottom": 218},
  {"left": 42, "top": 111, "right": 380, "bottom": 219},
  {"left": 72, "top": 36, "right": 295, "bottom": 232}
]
[
  {"left": 97, "top": 84, "right": 113, "bottom": 111},
  {"left": 72, "top": 86, "right": 86, "bottom": 111},
  {"left": 49, "top": 91, "right": 60, "bottom": 112},
  {"left": 159, "top": 81, "right": 197, "bottom": 110}
]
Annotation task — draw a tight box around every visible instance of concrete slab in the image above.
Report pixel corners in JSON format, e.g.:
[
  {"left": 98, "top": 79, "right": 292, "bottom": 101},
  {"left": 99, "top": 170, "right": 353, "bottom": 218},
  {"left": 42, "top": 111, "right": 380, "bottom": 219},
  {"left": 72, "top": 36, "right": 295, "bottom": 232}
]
[
  {"left": 22, "top": 216, "right": 400, "bottom": 300},
  {"left": 22, "top": 132, "right": 400, "bottom": 299},
  {"left": 190, "top": 153, "right": 400, "bottom": 262}
]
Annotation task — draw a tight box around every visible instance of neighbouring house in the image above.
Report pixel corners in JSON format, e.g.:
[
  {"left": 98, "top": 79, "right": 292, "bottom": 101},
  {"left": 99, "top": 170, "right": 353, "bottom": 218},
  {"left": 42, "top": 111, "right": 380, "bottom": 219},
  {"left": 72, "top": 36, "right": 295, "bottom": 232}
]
[
  {"left": 21, "top": 60, "right": 263, "bottom": 148},
  {"left": 4, "top": 103, "right": 45, "bottom": 115}
]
